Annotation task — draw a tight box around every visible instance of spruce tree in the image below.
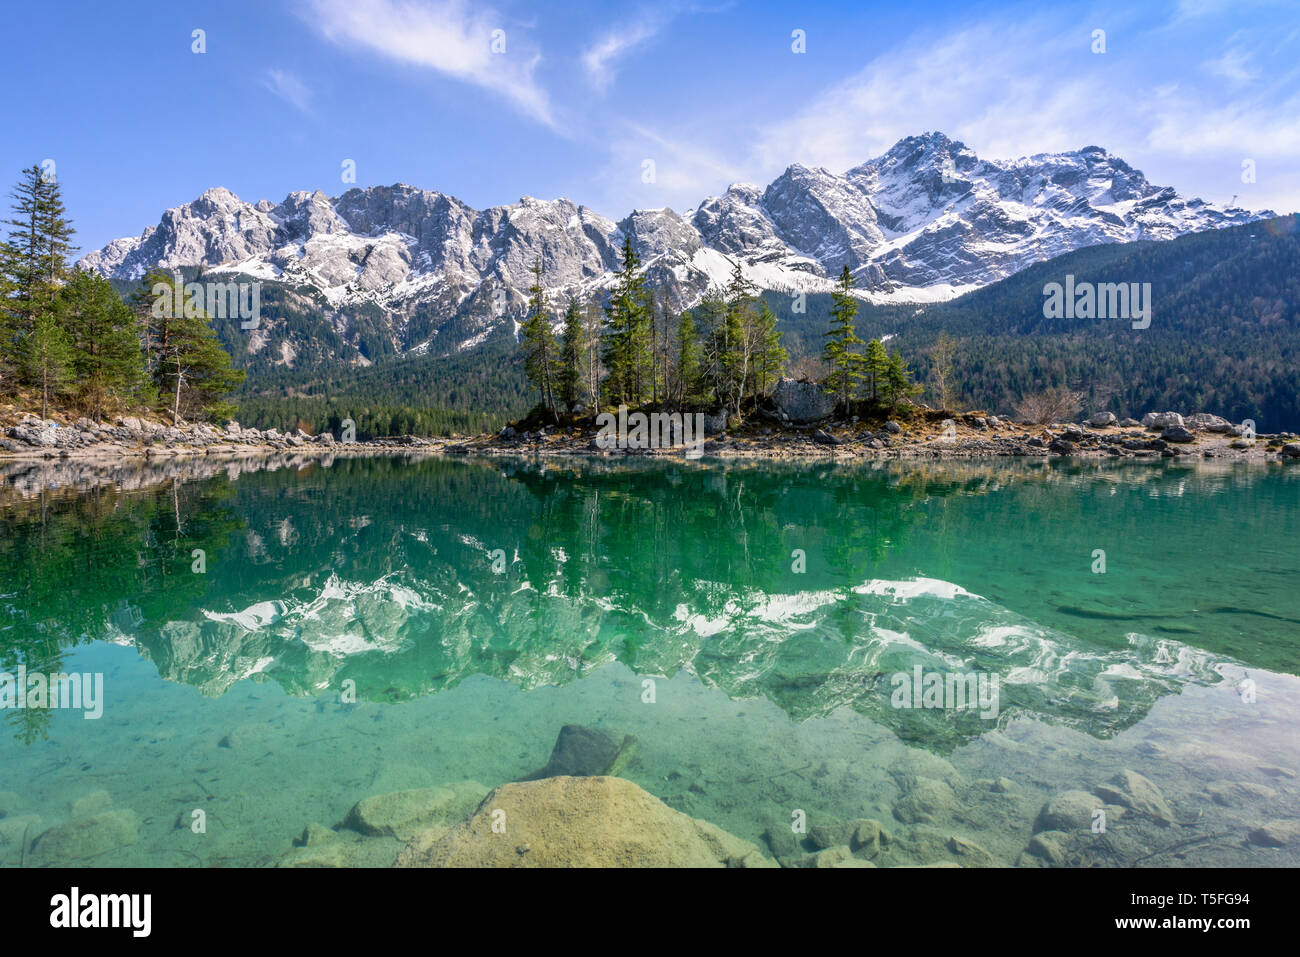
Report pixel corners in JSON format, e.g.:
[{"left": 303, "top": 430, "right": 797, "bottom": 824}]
[
  {"left": 753, "top": 298, "right": 787, "bottom": 395},
  {"left": 557, "top": 295, "right": 584, "bottom": 412},
  {"left": 863, "top": 338, "right": 890, "bottom": 403},
  {"left": 21, "top": 309, "right": 73, "bottom": 418},
  {"left": 602, "top": 236, "right": 650, "bottom": 406},
  {"left": 60, "top": 269, "right": 149, "bottom": 420},
  {"left": 2, "top": 164, "right": 76, "bottom": 392},
  {"left": 823, "top": 266, "right": 864, "bottom": 411},
  {"left": 520, "top": 258, "right": 558, "bottom": 417},
  {"left": 148, "top": 273, "right": 245, "bottom": 424},
  {"left": 883, "top": 351, "right": 921, "bottom": 410},
  {"left": 676, "top": 309, "right": 703, "bottom": 406},
  {"left": 2, "top": 166, "right": 49, "bottom": 335}
]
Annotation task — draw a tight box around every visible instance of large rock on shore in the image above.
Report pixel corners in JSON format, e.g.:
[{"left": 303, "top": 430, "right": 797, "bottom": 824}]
[
  {"left": 1185, "top": 413, "right": 1233, "bottom": 432},
  {"left": 396, "top": 776, "right": 773, "bottom": 868},
  {"left": 772, "top": 377, "right": 834, "bottom": 424},
  {"left": 1142, "top": 412, "right": 1185, "bottom": 429}
]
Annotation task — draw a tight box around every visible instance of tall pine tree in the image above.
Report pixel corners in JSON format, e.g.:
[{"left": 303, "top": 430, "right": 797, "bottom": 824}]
[
  {"left": 823, "top": 265, "right": 864, "bottom": 412},
  {"left": 520, "top": 258, "right": 558, "bottom": 418},
  {"left": 602, "top": 236, "right": 651, "bottom": 406},
  {"left": 557, "top": 295, "right": 585, "bottom": 413}
]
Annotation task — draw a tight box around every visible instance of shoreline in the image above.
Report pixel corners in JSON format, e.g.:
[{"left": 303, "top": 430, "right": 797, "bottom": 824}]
[{"left": 3, "top": 409, "right": 1299, "bottom": 468}]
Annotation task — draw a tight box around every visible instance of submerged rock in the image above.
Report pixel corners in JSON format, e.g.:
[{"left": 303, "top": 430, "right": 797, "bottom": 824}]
[
  {"left": 1094, "top": 770, "right": 1175, "bottom": 825},
  {"left": 1205, "top": 780, "right": 1279, "bottom": 807},
  {"left": 521, "top": 724, "right": 637, "bottom": 781},
  {"left": 31, "top": 810, "right": 138, "bottom": 863},
  {"left": 343, "top": 781, "right": 488, "bottom": 840},
  {"left": 893, "top": 777, "right": 957, "bottom": 825},
  {"left": 946, "top": 835, "right": 995, "bottom": 866},
  {"left": 397, "top": 776, "right": 774, "bottom": 868},
  {"left": 70, "top": 790, "right": 113, "bottom": 819},
  {"left": 808, "top": 821, "right": 850, "bottom": 849},
  {"left": 1027, "top": 831, "right": 1069, "bottom": 866},
  {"left": 1248, "top": 820, "right": 1300, "bottom": 848},
  {"left": 850, "top": 819, "right": 889, "bottom": 858},
  {"left": 811, "top": 845, "right": 854, "bottom": 868},
  {"left": 277, "top": 834, "right": 405, "bottom": 868},
  {"left": 0, "top": 814, "right": 42, "bottom": 862},
  {"left": 1034, "top": 790, "right": 1104, "bottom": 833}
]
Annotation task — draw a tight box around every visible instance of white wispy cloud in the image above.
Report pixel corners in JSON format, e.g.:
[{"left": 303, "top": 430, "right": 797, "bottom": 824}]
[
  {"left": 1204, "top": 45, "right": 1258, "bottom": 84},
  {"left": 581, "top": 17, "right": 665, "bottom": 92},
  {"left": 263, "top": 69, "right": 313, "bottom": 112},
  {"left": 302, "top": 0, "right": 554, "bottom": 127},
  {"left": 738, "top": 10, "right": 1299, "bottom": 212}
]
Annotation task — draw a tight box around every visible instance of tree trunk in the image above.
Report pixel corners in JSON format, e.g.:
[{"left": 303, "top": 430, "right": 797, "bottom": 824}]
[{"left": 172, "top": 358, "right": 183, "bottom": 427}]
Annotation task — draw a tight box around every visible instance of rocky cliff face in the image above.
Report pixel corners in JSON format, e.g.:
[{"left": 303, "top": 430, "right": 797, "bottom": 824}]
[{"left": 81, "top": 132, "right": 1270, "bottom": 363}]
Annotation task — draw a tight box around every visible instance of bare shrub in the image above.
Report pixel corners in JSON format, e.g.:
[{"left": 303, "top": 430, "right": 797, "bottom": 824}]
[{"left": 1015, "top": 387, "right": 1083, "bottom": 425}]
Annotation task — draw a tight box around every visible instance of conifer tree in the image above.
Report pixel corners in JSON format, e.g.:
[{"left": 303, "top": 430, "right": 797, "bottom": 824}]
[
  {"left": 602, "top": 236, "right": 651, "bottom": 406},
  {"left": 823, "top": 265, "right": 864, "bottom": 411},
  {"left": 676, "top": 309, "right": 704, "bottom": 406},
  {"left": 2, "top": 164, "right": 76, "bottom": 390},
  {"left": 753, "top": 298, "right": 787, "bottom": 395},
  {"left": 582, "top": 297, "right": 603, "bottom": 411},
  {"left": 882, "top": 350, "right": 921, "bottom": 410},
  {"left": 21, "top": 310, "right": 74, "bottom": 418},
  {"left": 60, "top": 269, "right": 149, "bottom": 420},
  {"left": 557, "top": 296, "right": 585, "bottom": 412},
  {"left": 147, "top": 273, "right": 245, "bottom": 424},
  {"left": 863, "top": 338, "right": 890, "bottom": 403},
  {"left": 520, "top": 258, "right": 558, "bottom": 417}
]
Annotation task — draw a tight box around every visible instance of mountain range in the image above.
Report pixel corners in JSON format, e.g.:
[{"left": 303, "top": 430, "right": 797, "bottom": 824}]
[{"left": 80, "top": 132, "right": 1272, "bottom": 372}]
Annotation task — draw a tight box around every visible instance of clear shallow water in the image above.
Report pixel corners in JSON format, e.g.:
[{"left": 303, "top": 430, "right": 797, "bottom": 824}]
[{"left": 1, "top": 455, "right": 1298, "bottom": 867}]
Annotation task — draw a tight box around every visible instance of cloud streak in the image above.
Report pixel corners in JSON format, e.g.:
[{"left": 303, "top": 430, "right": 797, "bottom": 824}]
[
  {"left": 303, "top": 0, "right": 554, "bottom": 126},
  {"left": 263, "top": 69, "right": 313, "bottom": 112}
]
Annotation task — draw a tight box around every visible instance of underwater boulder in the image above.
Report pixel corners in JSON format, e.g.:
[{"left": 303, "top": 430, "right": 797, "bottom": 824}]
[
  {"left": 397, "top": 775, "right": 774, "bottom": 868},
  {"left": 521, "top": 724, "right": 637, "bottom": 781}
]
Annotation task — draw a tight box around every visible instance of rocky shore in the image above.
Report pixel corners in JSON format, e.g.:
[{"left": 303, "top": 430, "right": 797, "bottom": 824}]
[
  {"left": 3, "top": 391, "right": 1298, "bottom": 469},
  {"left": 0, "top": 411, "right": 453, "bottom": 461},
  {"left": 477, "top": 399, "right": 1300, "bottom": 463}
]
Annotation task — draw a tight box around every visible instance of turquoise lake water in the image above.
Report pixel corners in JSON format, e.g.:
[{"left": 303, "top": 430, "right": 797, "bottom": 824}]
[{"left": 1, "top": 454, "right": 1297, "bottom": 866}]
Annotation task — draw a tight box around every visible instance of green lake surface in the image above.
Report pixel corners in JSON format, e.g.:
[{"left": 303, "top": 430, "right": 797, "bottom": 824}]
[{"left": 1, "top": 454, "right": 1297, "bottom": 866}]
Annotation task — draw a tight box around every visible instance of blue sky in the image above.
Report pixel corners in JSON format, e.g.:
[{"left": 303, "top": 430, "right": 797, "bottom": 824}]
[{"left": 4, "top": 0, "right": 1298, "bottom": 253}]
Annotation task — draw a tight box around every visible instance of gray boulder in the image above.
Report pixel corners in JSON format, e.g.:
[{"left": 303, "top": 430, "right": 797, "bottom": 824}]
[
  {"left": 1088, "top": 412, "right": 1117, "bottom": 427},
  {"left": 1142, "top": 412, "right": 1185, "bottom": 429},
  {"left": 771, "top": 378, "right": 834, "bottom": 424},
  {"left": 1162, "top": 426, "right": 1195, "bottom": 443},
  {"left": 1185, "top": 412, "right": 1232, "bottom": 432}
]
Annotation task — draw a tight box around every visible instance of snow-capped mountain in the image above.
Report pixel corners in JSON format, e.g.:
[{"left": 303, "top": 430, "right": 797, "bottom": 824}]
[{"left": 81, "top": 132, "right": 1270, "bottom": 364}]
